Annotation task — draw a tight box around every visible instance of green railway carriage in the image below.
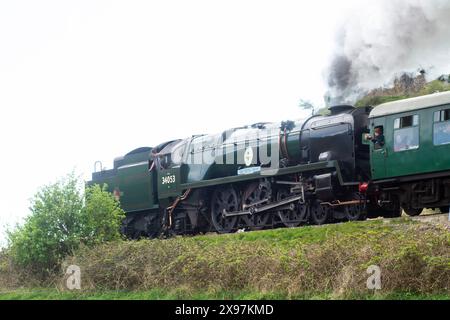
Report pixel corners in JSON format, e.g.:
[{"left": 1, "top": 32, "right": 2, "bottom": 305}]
[{"left": 368, "top": 91, "right": 450, "bottom": 215}]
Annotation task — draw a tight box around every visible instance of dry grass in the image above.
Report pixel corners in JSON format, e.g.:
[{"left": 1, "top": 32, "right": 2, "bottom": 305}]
[{"left": 1, "top": 218, "right": 449, "bottom": 299}]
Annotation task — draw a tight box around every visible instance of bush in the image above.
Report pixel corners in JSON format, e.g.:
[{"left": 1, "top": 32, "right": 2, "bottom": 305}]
[
  {"left": 419, "top": 80, "right": 450, "bottom": 95},
  {"left": 6, "top": 174, "right": 125, "bottom": 276},
  {"left": 81, "top": 184, "right": 125, "bottom": 245}
]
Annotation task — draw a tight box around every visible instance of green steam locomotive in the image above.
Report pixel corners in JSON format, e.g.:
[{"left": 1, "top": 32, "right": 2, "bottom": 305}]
[{"left": 89, "top": 91, "right": 450, "bottom": 238}]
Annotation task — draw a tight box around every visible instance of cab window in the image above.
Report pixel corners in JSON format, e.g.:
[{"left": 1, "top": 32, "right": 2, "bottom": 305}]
[
  {"left": 394, "top": 115, "right": 419, "bottom": 152},
  {"left": 433, "top": 108, "right": 450, "bottom": 146}
]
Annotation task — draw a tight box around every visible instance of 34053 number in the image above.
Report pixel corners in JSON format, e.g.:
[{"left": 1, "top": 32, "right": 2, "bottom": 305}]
[{"left": 161, "top": 175, "right": 176, "bottom": 185}]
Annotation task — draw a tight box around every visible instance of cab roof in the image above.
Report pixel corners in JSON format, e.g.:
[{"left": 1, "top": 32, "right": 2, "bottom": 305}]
[{"left": 369, "top": 91, "right": 450, "bottom": 118}]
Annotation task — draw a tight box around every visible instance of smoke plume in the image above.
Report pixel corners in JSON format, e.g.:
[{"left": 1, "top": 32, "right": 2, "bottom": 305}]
[{"left": 325, "top": 0, "right": 450, "bottom": 106}]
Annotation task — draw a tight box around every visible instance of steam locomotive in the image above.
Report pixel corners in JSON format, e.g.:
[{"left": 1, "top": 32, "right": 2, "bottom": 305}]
[{"left": 89, "top": 91, "right": 450, "bottom": 238}]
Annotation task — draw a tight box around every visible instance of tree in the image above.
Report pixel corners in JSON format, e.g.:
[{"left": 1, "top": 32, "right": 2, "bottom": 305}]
[
  {"left": 7, "top": 174, "right": 125, "bottom": 275},
  {"left": 298, "top": 99, "right": 315, "bottom": 116}
]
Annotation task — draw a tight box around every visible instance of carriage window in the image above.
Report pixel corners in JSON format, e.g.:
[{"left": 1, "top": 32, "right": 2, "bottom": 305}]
[
  {"left": 433, "top": 108, "right": 450, "bottom": 146},
  {"left": 394, "top": 115, "right": 419, "bottom": 129},
  {"left": 394, "top": 118, "right": 400, "bottom": 129},
  {"left": 434, "top": 111, "right": 441, "bottom": 122},
  {"left": 434, "top": 109, "right": 450, "bottom": 122},
  {"left": 394, "top": 115, "right": 419, "bottom": 152}
]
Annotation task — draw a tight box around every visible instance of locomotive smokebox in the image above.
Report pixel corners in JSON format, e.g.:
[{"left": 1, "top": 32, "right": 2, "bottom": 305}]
[{"left": 328, "top": 104, "right": 355, "bottom": 115}]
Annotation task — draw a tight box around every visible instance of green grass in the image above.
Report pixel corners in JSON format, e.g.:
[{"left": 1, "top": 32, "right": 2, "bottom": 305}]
[
  {"left": 186, "top": 218, "right": 402, "bottom": 245},
  {"left": 1, "top": 288, "right": 448, "bottom": 300},
  {"left": 0, "top": 289, "right": 286, "bottom": 300},
  {"left": 178, "top": 217, "right": 420, "bottom": 253}
]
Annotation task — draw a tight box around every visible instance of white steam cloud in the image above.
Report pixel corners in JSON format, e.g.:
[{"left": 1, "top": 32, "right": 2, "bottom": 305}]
[{"left": 325, "top": 0, "right": 450, "bottom": 105}]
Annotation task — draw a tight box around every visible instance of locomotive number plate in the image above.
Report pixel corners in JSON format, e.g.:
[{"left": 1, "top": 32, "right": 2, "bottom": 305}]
[{"left": 161, "top": 175, "right": 176, "bottom": 185}]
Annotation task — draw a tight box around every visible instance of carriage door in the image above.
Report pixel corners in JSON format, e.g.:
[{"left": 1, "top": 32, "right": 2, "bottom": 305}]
[{"left": 370, "top": 118, "right": 387, "bottom": 179}]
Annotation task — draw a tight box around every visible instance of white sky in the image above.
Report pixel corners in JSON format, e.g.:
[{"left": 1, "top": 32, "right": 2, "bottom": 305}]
[{"left": 0, "top": 0, "right": 358, "bottom": 246}]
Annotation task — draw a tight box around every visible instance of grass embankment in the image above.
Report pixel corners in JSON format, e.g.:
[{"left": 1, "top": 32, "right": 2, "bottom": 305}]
[{"left": 1, "top": 218, "right": 449, "bottom": 300}]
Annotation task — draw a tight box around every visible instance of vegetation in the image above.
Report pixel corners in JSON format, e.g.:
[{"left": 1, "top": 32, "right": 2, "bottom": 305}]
[
  {"left": 1, "top": 288, "right": 449, "bottom": 300},
  {"left": 2, "top": 215, "right": 447, "bottom": 299},
  {"left": 313, "top": 75, "right": 450, "bottom": 114},
  {"left": 3, "top": 174, "right": 124, "bottom": 280},
  {"left": 355, "top": 95, "right": 410, "bottom": 108},
  {"left": 355, "top": 79, "right": 450, "bottom": 107}
]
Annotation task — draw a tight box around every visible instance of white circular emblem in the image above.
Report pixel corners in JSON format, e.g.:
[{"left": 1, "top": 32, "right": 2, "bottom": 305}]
[{"left": 244, "top": 146, "right": 254, "bottom": 167}]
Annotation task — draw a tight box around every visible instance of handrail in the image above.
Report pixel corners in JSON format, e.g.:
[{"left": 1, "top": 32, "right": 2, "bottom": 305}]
[{"left": 94, "top": 161, "right": 103, "bottom": 173}]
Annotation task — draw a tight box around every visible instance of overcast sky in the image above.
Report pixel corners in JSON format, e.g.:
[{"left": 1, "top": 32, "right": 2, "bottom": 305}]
[{"left": 0, "top": 0, "right": 358, "bottom": 246}]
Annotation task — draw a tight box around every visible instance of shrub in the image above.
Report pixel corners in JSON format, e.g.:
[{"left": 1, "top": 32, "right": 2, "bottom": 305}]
[
  {"left": 6, "top": 174, "right": 125, "bottom": 276},
  {"left": 419, "top": 80, "right": 450, "bottom": 95},
  {"left": 81, "top": 184, "right": 125, "bottom": 245}
]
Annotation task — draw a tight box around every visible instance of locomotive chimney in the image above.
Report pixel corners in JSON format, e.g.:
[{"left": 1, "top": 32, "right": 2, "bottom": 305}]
[
  {"left": 324, "top": 91, "right": 355, "bottom": 115},
  {"left": 328, "top": 104, "right": 355, "bottom": 115}
]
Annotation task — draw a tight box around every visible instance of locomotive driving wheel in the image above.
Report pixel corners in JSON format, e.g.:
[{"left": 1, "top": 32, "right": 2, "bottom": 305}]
[
  {"left": 241, "top": 181, "right": 271, "bottom": 230},
  {"left": 210, "top": 186, "right": 239, "bottom": 233},
  {"left": 345, "top": 193, "right": 366, "bottom": 221},
  {"left": 309, "top": 200, "right": 330, "bottom": 225},
  {"left": 276, "top": 188, "right": 307, "bottom": 228}
]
